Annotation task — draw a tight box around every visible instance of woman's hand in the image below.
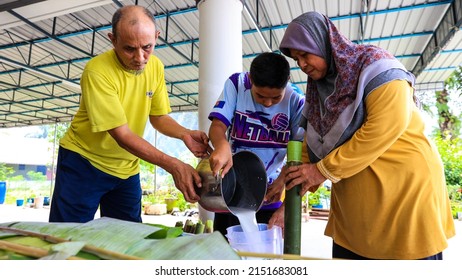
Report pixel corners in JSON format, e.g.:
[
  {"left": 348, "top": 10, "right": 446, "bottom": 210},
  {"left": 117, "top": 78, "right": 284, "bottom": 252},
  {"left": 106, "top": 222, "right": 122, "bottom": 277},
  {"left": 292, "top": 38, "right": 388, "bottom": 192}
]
[{"left": 285, "top": 163, "right": 326, "bottom": 196}]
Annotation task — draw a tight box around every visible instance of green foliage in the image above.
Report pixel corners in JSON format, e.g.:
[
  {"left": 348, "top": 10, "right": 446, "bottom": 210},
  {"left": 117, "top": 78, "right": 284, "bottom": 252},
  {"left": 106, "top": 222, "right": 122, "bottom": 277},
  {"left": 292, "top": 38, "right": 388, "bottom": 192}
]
[
  {"left": 451, "top": 202, "right": 462, "bottom": 219},
  {"left": 307, "top": 185, "right": 331, "bottom": 207},
  {"left": 142, "top": 192, "right": 165, "bottom": 205},
  {"left": 434, "top": 90, "right": 461, "bottom": 138},
  {"left": 447, "top": 184, "right": 462, "bottom": 202},
  {"left": 46, "top": 122, "right": 70, "bottom": 144},
  {"left": 436, "top": 66, "right": 462, "bottom": 138},
  {"left": 46, "top": 122, "right": 70, "bottom": 167},
  {"left": 140, "top": 159, "right": 157, "bottom": 191},
  {"left": 432, "top": 133, "right": 462, "bottom": 219},
  {"left": 447, "top": 185, "right": 462, "bottom": 219},
  {"left": 174, "top": 192, "right": 188, "bottom": 211},
  {"left": 0, "top": 163, "right": 14, "bottom": 181},
  {"left": 142, "top": 189, "right": 190, "bottom": 212},
  {"left": 444, "top": 65, "right": 462, "bottom": 93},
  {"left": 433, "top": 134, "right": 462, "bottom": 187},
  {"left": 144, "top": 224, "right": 183, "bottom": 239},
  {"left": 9, "top": 175, "right": 25, "bottom": 181},
  {"left": 26, "top": 171, "right": 47, "bottom": 181}
]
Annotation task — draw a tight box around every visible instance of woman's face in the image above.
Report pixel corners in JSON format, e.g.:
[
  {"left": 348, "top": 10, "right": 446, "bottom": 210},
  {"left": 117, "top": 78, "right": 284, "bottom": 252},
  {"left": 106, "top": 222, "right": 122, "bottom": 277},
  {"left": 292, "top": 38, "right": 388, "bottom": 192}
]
[{"left": 289, "top": 49, "right": 328, "bottom": 80}]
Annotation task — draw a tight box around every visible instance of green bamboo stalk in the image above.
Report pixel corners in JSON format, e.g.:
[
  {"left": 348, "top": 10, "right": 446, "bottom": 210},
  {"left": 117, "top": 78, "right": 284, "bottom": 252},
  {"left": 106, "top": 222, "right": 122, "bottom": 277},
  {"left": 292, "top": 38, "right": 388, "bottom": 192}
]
[
  {"left": 284, "top": 141, "right": 302, "bottom": 255},
  {"left": 194, "top": 221, "right": 205, "bottom": 234},
  {"left": 204, "top": 219, "right": 214, "bottom": 233},
  {"left": 184, "top": 219, "right": 197, "bottom": 233}
]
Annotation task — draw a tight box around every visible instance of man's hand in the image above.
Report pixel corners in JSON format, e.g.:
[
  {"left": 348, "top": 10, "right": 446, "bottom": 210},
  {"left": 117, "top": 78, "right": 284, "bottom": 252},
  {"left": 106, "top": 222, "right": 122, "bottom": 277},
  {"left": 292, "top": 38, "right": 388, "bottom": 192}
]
[
  {"left": 168, "top": 159, "right": 202, "bottom": 203},
  {"left": 182, "top": 130, "right": 209, "bottom": 158}
]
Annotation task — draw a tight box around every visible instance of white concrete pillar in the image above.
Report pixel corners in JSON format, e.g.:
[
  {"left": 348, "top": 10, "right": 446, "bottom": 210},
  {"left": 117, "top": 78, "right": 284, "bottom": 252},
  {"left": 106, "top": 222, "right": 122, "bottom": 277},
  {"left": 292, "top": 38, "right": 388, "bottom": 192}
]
[{"left": 196, "top": 0, "right": 243, "bottom": 222}]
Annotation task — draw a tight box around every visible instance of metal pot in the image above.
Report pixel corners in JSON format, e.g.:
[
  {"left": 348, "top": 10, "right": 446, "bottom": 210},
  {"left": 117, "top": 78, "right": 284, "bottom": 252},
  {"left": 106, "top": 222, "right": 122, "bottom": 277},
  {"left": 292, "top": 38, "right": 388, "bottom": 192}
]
[{"left": 195, "top": 150, "right": 267, "bottom": 214}]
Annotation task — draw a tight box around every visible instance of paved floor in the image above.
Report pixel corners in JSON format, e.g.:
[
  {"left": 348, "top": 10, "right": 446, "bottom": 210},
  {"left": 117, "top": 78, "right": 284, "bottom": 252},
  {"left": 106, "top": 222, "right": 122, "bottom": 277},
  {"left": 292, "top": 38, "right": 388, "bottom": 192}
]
[{"left": 0, "top": 203, "right": 460, "bottom": 260}]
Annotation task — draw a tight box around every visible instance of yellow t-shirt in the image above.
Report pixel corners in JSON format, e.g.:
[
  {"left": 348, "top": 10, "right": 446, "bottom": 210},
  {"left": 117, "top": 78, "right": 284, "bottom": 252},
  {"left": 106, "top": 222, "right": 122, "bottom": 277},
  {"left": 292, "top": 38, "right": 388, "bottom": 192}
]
[
  {"left": 315, "top": 80, "right": 455, "bottom": 259},
  {"left": 60, "top": 49, "right": 171, "bottom": 179}
]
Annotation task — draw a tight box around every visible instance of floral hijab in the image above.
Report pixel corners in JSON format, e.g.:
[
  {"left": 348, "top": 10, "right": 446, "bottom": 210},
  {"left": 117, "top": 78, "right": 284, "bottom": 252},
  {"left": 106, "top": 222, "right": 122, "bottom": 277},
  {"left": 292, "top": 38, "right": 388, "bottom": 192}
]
[{"left": 280, "top": 12, "right": 415, "bottom": 162}]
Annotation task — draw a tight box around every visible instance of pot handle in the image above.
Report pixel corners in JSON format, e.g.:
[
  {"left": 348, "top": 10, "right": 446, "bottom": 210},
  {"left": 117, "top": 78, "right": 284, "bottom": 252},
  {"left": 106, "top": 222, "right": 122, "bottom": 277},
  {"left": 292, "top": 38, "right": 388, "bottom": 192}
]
[
  {"left": 205, "top": 144, "right": 223, "bottom": 182},
  {"left": 207, "top": 144, "right": 214, "bottom": 155}
]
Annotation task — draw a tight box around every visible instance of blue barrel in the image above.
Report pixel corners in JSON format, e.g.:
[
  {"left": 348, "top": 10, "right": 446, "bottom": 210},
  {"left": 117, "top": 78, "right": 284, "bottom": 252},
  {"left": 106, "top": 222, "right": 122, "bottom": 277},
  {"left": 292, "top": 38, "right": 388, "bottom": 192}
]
[{"left": 0, "top": 181, "right": 6, "bottom": 204}]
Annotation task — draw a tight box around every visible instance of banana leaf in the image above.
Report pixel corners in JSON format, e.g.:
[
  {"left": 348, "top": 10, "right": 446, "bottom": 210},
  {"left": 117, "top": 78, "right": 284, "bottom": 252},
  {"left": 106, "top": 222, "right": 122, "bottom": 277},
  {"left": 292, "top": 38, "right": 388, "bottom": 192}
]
[
  {"left": 144, "top": 223, "right": 184, "bottom": 239},
  {"left": 0, "top": 217, "right": 240, "bottom": 260}
]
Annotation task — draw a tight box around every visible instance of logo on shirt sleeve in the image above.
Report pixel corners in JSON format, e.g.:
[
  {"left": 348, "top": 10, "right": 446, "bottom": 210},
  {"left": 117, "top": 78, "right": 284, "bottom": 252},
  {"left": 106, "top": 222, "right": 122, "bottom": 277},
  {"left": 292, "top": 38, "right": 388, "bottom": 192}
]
[
  {"left": 214, "top": 100, "right": 225, "bottom": 108},
  {"left": 146, "top": 91, "right": 153, "bottom": 98}
]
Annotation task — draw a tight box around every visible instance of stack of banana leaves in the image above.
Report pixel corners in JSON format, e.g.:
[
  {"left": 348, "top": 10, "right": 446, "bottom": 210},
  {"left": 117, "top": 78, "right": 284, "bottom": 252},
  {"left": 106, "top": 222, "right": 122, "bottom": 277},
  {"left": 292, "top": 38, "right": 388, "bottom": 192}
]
[{"left": 0, "top": 217, "right": 240, "bottom": 260}]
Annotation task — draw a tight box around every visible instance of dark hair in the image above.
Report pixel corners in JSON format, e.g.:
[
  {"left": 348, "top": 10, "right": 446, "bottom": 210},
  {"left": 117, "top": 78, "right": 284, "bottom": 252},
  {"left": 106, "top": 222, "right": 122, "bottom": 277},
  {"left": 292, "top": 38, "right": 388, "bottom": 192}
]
[
  {"left": 112, "top": 5, "right": 155, "bottom": 38},
  {"left": 249, "top": 52, "right": 290, "bottom": 89}
]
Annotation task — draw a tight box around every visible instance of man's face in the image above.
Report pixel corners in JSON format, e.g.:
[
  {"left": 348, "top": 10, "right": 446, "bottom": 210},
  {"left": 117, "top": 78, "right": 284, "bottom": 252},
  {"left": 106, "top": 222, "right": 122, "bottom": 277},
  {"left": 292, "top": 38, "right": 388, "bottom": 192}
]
[
  {"left": 109, "top": 21, "right": 159, "bottom": 71},
  {"left": 251, "top": 85, "right": 285, "bottom": 108}
]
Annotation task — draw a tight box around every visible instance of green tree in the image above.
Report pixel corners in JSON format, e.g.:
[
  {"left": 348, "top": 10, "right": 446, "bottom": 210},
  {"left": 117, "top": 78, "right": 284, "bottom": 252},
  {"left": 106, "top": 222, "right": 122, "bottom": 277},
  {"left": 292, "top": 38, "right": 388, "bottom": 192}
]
[
  {"left": 433, "top": 134, "right": 462, "bottom": 187},
  {"left": 46, "top": 122, "right": 70, "bottom": 168},
  {"left": 47, "top": 122, "right": 70, "bottom": 140},
  {"left": 140, "top": 159, "right": 156, "bottom": 191},
  {"left": 0, "top": 163, "right": 15, "bottom": 181},
  {"left": 435, "top": 66, "right": 462, "bottom": 139}
]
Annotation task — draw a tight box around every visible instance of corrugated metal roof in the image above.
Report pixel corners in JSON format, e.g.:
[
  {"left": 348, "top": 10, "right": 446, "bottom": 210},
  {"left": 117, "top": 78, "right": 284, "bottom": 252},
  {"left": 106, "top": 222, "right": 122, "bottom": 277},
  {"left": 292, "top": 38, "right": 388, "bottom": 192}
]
[{"left": 1, "top": 0, "right": 461, "bottom": 127}]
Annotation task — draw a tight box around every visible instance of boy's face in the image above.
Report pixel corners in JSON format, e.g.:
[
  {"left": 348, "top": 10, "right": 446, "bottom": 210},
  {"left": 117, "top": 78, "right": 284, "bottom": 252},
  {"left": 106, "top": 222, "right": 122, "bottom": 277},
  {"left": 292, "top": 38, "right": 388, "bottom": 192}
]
[{"left": 251, "top": 85, "right": 285, "bottom": 107}]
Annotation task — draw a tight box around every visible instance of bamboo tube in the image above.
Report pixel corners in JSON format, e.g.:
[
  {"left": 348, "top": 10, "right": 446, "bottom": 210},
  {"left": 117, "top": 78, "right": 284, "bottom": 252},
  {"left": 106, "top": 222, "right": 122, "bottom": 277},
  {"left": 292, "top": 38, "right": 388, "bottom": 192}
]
[
  {"left": 0, "top": 226, "right": 142, "bottom": 260},
  {"left": 204, "top": 219, "right": 214, "bottom": 233},
  {"left": 284, "top": 141, "right": 303, "bottom": 255},
  {"left": 194, "top": 221, "right": 205, "bottom": 234},
  {"left": 0, "top": 240, "right": 84, "bottom": 260},
  {"left": 183, "top": 219, "right": 194, "bottom": 233}
]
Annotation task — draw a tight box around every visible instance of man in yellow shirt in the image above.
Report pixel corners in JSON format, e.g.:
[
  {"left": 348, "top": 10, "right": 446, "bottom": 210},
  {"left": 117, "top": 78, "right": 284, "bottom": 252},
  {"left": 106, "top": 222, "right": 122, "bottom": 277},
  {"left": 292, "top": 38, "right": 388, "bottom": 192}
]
[{"left": 49, "top": 5, "right": 208, "bottom": 223}]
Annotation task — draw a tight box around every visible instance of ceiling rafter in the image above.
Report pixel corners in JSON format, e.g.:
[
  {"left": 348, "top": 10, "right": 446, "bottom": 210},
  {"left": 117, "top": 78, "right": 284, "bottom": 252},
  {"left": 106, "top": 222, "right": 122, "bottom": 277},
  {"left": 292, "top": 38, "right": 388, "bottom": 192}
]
[
  {"left": 412, "top": 0, "right": 462, "bottom": 76},
  {"left": 8, "top": 10, "right": 93, "bottom": 57}
]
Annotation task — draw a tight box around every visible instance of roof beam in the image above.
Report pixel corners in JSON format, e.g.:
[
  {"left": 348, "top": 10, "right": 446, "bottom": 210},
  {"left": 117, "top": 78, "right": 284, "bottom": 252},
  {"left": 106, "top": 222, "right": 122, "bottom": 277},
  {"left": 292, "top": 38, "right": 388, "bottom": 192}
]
[
  {"left": 411, "top": 0, "right": 462, "bottom": 76},
  {"left": 0, "top": 0, "right": 46, "bottom": 12},
  {"left": 0, "top": 55, "right": 81, "bottom": 90},
  {"left": 242, "top": 1, "right": 272, "bottom": 52},
  {"left": 8, "top": 10, "right": 93, "bottom": 57}
]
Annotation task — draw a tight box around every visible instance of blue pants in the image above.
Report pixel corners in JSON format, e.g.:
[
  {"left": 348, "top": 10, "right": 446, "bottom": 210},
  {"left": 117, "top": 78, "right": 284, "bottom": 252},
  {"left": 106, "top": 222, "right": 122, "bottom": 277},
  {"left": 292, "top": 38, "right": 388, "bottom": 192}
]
[{"left": 49, "top": 147, "right": 142, "bottom": 223}]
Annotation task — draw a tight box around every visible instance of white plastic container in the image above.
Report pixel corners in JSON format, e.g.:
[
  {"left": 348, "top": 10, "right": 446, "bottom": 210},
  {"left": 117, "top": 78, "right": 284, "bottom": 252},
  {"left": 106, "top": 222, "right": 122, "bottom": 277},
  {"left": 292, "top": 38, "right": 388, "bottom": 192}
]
[{"left": 226, "top": 223, "right": 283, "bottom": 259}]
